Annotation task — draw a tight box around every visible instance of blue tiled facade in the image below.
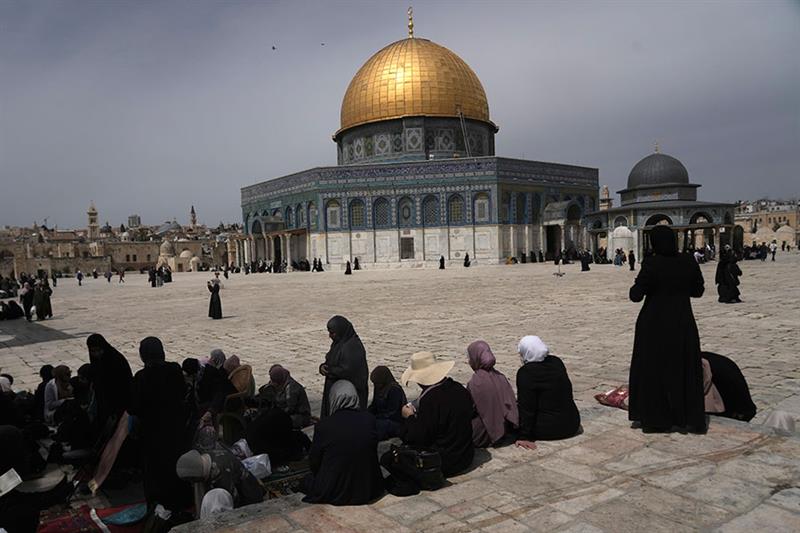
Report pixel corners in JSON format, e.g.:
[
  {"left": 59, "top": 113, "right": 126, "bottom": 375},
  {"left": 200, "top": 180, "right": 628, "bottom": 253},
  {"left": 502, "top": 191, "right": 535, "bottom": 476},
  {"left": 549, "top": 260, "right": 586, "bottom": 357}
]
[{"left": 241, "top": 156, "right": 598, "bottom": 235}]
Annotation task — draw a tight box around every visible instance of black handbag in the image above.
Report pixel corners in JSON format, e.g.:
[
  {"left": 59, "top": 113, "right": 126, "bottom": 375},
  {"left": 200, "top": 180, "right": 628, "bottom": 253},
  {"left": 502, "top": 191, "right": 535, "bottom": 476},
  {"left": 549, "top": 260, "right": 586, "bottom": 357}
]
[{"left": 386, "top": 445, "right": 444, "bottom": 491}]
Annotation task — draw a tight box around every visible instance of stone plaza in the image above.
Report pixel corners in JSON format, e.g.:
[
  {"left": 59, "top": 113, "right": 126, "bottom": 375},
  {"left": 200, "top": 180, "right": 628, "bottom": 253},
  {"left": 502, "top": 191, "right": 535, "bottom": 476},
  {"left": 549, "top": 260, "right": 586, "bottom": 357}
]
[{"left": 1, "top": 255, "right": 799, "bottom": 532}]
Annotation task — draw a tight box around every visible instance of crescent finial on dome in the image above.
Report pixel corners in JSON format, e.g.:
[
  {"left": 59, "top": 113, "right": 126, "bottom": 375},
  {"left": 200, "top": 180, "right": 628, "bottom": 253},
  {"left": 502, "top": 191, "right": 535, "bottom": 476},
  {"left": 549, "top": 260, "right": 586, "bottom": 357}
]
[{"left": 407, "top": 7, "right": 414, "bottom": 38}]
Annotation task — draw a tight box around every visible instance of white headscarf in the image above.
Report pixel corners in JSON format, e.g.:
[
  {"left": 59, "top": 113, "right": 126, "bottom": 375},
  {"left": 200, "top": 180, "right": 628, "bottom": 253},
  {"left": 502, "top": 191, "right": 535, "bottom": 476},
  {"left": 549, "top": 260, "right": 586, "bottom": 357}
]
[
  {"left": 200, "top": 488, "right": 234, "bottom": 519},
  {"left": 518, "top": 336, "right": 549, "bottom": 363}
]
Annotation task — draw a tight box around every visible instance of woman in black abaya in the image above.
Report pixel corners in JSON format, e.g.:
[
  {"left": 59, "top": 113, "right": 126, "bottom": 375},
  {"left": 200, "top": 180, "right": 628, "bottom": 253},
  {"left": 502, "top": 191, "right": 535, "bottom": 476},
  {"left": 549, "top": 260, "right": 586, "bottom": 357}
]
[
  {"left": 628, "top": 226, "right": 706, "bottom": 433},
  {"left": 208, "top": 275, "right": 222, "bottom": 319},
  {"left": 87, "top": 333, "right": 133, "bottom": 430},
  {"left": 319, "top": 316, "right": 368, "bottom": 418},
  {"left": 128, "top": 337, "right": 191, "bottom": 514}
]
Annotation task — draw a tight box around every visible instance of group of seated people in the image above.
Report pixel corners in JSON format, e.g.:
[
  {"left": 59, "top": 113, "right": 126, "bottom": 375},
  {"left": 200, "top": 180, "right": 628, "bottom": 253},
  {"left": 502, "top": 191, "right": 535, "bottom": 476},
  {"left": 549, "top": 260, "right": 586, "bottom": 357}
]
[{"left": 0, "top": 314, "right": 758, "bottom": 531}]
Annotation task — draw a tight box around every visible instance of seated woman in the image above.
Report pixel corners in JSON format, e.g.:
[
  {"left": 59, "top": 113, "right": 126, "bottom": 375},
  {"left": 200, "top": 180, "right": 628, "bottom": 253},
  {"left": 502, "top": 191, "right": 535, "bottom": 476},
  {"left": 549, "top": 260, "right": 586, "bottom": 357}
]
[
  {"left": 224, "top": 355, "right": 256, "bottom": 399},
  {"left": 302, "top": 380, "right": 384, "bottom": 505},
  {"left": 257, "top": 364, "right": 311, "bottom": 429},
  {"left": 367, "top": 366, "right": 407, "bottom": 441},
  {"left": 197, "top": 349, "right": 236, "bottom": 415},
  {"left": 390, "top": 352, "right": 474, "bottom": 480},
  {"left": 702, "top": 351, "right": 757, "bottom": 421},
  {"left": 44, "top": 365, "right": 73, "bottom": 425},
  {"left": 515, "top": 336, "right": 581, "bottom": 449},
  {"left": 466, "top": 341, "right": 518, "bottom": 447}
]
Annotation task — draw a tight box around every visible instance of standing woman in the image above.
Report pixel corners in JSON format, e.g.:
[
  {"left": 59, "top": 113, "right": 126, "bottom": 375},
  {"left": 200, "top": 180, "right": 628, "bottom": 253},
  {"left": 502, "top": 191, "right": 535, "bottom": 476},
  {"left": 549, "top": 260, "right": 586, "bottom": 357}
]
[
  {"left": 128, "top": 337, "right": 191, "bottom": 518},
  {"left": 33, "top": 281, "right": 52, "bottom": 320},
  {"left": 629, "top": 225, "right": 706, "bottom": 433},
  {"left": 208, "top": 273, "right": 222, "bottom": 319},
  {"left": 19, "top": 282, "right": 34, "bottom": 322},
  {"left": 628, "top": 250, "right": 636, "bottom": 271},
  {"left": 87, "top": 334, "right": 133, "bottom": 431},
  {"left": 319, "top": 316, "right": 368, "bottom": 417}
]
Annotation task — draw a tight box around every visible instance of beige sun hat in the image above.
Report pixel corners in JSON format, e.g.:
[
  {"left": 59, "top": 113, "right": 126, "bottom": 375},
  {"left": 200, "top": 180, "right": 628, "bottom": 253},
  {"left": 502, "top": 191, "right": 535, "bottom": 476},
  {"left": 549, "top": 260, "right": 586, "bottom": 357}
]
[{"left": 401, "top": 351, "right": 455, "bottom": 386}]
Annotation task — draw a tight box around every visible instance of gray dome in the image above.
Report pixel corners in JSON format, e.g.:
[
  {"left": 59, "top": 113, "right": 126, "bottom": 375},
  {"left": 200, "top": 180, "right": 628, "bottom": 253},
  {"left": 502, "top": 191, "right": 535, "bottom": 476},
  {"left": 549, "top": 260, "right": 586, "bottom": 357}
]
[{"left": 627, "top": 153, "right": 689, "bottom": 189}]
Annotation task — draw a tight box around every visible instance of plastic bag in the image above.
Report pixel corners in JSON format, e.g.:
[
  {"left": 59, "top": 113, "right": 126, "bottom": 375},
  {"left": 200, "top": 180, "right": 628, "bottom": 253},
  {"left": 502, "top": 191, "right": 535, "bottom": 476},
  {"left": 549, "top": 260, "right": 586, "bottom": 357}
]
[
  {"left": 231, "top": 439, "right": 253, "bottom": 460},
  {"left": 242, "top": 454, "right": 271, "bottom": 479}
]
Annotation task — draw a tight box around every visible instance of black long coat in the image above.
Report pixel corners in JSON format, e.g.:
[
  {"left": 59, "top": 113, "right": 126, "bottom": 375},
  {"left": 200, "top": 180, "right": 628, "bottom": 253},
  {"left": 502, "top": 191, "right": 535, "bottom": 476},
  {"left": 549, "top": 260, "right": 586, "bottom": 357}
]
[
  {"left": 208, "top": 283, "right": 222, "bottom": 319},
  {"left": 303, "top": 408, "right": 384, "bottom": 505},
  {"left": 702, "top": 351, "right": 756, "bottom": 422},
  {"left": 516, "top": 356, "right": 581, "bottom": 441},
  {"left": 400, "top": 378, "right": 474, "bottom": 477},
  {"left": 128, "top": 362, "right": 190, "bottom": 510},
  {"left": 89, "top": 339, "right": 133, "bottom": 427},
  {"left": 629, "top": 253, "right": 706, "bottom": 431},
  {"left": 320, "top": 333, "right": 368, "bottom": 418}
]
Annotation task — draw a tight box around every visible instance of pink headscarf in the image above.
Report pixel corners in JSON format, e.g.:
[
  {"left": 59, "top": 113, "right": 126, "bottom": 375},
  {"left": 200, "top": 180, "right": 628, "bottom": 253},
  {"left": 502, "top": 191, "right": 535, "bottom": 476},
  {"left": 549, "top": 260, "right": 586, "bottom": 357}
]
[{"left": 466, "top": 340, "right": 519, "bottom": 443}]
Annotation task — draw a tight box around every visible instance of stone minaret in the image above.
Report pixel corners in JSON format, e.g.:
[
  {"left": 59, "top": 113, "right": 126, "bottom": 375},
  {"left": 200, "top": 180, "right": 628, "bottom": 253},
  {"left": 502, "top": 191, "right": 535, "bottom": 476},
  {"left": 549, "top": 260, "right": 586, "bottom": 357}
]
[
  {"left": 87, "top": 201, "right": 99, "bottom": 240},
  {"left": 599, "top": 185, "right": 613, "bottom": 211},
  {"left": 190, "top": 205, "right": 197, "bottom": 228}
]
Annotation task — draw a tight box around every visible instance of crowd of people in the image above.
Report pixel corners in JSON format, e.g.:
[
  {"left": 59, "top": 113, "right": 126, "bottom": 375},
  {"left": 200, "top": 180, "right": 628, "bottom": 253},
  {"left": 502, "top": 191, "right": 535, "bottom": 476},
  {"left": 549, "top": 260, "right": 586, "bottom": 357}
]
[
  {"left": 0, "top": 226, "right": 778, "bottom": 532},
  {"left": 0, "top": 288, "right": 758, "bottom": 532},
  {"left": 0, "top": 314, "right": 591, "bottom": 531}
]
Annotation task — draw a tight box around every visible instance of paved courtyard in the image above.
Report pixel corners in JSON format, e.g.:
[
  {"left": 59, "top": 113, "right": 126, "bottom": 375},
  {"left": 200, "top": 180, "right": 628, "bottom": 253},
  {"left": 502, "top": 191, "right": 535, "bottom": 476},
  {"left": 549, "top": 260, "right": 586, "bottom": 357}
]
[{"left": 1, "top": 254, "right": 799, "bottom": 532}]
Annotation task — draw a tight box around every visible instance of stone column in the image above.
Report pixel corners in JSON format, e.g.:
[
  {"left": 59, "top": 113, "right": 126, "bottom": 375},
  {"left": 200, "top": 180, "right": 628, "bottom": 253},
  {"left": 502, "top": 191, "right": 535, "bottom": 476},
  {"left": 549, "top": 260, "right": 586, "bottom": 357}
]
[
  {"left": 284, "top": 233, "right": 292, "bottom": 270},
  {"left": 540, "top": 225, "right": 547, "bottom": 256},
  {"left": 509, "top": 226, "right": 516, "bottom": 259}
]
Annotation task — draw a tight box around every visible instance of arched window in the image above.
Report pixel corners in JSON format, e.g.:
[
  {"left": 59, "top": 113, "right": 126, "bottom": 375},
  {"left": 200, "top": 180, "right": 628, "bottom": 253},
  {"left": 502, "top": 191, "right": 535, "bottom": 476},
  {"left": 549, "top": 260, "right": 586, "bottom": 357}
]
[
  {"left": 250, "top": 220, "right": 262, "bottom": 235},
  {"left": 373, "top": 197, "right": 391, "bottom": 228},
  {"left": 422, "top": 195, "right": 439, "bottom": 226},
  {"left": 448, "top": 194, "right": 465, "bottom": 224},
  {"left": 474, "top": 193, "right": 490, "bottom": 223},
  {"left": 515, "top": 194, "right": 526, "bottom": 224},
  {"left": 614, "top": 216, "right": 628, "bottom": 227},
  {"left": 398, "top": 197, "right": 414, "bottom": 227},
  {"left": 646, "top": 214, "right": 673, "bottom": 226},
  {"left": 500, "top": 192, "right": 511, "bottom": 223},
  {"left": 285, "top": 207, "right": 294, "bottom": 228},
  {"left": 296, "top": 204, "right": 305, "bottom": 228},
  {"left": 272, "top": 208, "right": 282, "bottom": 220},
  {"left": 566, "top": 204, "right": 581, "bottom": 222},
  {"left": 349, "top": 199, "right": 366, "bottom": 228},
  {"left": 326, "top": 200, "right": 341, "bottom": 230},
  {"left": 308, "top": 202, "right": 318, "bottom": 230}
]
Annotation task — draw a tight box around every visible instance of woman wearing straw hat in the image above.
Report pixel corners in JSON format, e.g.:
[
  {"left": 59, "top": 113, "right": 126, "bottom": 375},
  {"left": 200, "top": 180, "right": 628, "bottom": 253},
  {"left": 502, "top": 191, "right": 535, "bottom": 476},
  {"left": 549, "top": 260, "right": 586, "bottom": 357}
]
[{"left": 394, "top": 351, "right": 474, "bottom": 478}]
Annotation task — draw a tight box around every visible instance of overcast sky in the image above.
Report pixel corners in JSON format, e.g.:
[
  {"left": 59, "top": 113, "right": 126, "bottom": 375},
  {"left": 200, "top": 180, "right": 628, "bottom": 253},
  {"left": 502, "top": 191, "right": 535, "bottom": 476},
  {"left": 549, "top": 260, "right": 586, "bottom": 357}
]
[{"left": 1, "top": 0, "right": 798, "bottom": 229}]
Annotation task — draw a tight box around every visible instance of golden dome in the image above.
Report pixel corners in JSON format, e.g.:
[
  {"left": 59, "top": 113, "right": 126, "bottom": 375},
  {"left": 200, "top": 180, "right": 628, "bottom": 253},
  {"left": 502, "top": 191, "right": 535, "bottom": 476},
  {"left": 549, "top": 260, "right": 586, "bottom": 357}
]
[{"left": 338, "top": 38, "right": 493, "bottom": 134}]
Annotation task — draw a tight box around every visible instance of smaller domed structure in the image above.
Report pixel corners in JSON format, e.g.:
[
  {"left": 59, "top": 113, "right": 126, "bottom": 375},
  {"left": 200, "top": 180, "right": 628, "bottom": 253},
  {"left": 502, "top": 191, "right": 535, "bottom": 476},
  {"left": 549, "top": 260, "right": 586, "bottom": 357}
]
[
  {"left": 179, "top": 249, "right": 193, "bottom": 259},
  {"left": 627, "top": 153, "right": 689, "bottom": 190}
]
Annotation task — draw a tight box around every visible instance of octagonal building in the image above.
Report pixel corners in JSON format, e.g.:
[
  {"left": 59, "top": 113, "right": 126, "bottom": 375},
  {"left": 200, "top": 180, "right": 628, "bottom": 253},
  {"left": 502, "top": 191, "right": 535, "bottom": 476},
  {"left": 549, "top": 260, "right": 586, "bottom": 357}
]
[{"left": 239, "top": 25, "right": 599, "bottom": 268}]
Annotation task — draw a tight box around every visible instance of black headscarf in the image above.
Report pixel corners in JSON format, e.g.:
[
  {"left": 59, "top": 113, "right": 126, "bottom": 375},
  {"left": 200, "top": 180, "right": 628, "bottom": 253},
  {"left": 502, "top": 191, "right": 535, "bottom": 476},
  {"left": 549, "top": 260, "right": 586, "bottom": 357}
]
[
  {"left": 321, "top": 315, "right": 368, "bottom": 417},
  {"left": 87, "top": 333, "right": 133, "bottom": 419},
  {"left": 650, "top": 226, "right": 677, "bottom": 257},
  {"left": 327, "top": 315, "right": 356, "bottom": 344},
  {"left": 182, "top": 358, "right": 200, "bottom": 376},
  {"left": 139, "top": 336, "right": 166, "bottom": 366},
  {"left": 39, "top": 364, "right": 54, "bottom": 382},
  {"left": 370, "top": 366, "right": 399, "bottom": 400}
]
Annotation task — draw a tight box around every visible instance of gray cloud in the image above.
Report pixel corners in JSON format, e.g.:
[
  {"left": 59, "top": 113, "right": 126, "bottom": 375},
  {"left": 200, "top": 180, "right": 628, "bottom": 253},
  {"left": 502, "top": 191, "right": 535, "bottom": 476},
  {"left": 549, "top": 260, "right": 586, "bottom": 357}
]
[{"left": 1, "top": 0, "right": 798, "bottom": 228}]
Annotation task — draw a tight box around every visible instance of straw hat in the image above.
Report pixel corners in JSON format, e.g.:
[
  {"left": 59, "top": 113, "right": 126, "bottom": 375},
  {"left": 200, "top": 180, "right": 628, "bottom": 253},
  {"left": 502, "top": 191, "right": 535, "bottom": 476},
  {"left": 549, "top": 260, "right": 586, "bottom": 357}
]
[{"left": 401, "top": 351, "right": 455, "bottom": 386}]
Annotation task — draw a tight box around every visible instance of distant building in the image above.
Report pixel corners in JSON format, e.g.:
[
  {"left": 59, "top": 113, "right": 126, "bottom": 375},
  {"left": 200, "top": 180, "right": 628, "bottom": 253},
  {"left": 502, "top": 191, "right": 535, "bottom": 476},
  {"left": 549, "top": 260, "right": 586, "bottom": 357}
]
[
  {"left": 734, "top": 199, "right": 798, "bottom": 247},
  {"left": 585, "top": 149, "right": 736, "bottom": 256},
  {"left": 0, "top": 203, "right": 242, "bottom": 278}
]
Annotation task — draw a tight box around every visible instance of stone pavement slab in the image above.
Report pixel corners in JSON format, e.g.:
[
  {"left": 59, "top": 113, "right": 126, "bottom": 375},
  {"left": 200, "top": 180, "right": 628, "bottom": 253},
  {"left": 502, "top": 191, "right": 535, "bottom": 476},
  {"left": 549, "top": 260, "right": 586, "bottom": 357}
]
[{"left": 2, "top": 252, "right": 799, "bottom": 532}]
